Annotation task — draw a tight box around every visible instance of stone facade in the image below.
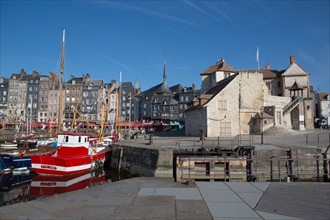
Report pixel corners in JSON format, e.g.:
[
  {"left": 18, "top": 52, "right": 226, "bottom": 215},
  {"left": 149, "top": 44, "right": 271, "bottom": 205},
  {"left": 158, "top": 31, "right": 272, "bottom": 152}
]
[{"left": 186, "top": 72, "right": 264, "bottom": 137}]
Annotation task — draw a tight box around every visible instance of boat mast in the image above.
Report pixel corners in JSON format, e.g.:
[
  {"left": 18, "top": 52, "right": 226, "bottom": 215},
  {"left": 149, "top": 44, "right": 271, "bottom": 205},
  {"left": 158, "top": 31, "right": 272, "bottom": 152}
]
[
  {"left": 58, "top": 28, "right": 65, "bottom": 133},
  {"left": 115, "top": 72, "right": 122, "bottom": 137}
]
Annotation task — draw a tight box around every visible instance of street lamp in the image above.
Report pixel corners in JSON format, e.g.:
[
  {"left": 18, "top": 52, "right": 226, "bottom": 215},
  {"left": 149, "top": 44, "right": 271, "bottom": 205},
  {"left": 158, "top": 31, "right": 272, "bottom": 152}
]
[{"left": 260, "top": 107, "right": 264, "bottom": 144}]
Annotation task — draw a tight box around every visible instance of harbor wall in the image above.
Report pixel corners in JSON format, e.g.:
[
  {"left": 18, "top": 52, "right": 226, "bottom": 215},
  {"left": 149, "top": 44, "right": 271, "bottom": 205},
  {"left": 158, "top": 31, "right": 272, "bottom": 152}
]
[
  {"left": 110, "top": 144, "right": 329, "bottom": 182},
  {"left": 110, "top": 144, "right": 174, "bottom": 178}
]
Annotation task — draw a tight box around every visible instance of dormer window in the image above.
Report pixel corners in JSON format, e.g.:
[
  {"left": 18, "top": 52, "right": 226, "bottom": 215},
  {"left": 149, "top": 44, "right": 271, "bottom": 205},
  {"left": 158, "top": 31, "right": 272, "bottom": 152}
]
[{"left": 72, "top": 80, "right": 76, "bottom": 85}]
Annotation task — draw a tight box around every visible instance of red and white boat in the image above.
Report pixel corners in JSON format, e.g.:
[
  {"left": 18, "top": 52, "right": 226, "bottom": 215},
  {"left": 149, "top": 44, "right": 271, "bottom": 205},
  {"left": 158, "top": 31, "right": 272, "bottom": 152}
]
[{"left": 31, "top": 133, "right": 110, "bottom": 176}]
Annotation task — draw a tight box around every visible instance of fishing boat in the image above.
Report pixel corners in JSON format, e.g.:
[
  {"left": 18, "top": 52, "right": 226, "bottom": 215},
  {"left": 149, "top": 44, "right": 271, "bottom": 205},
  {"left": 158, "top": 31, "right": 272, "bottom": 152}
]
[
  {"left": 31, "top": 133, "right": 110, "bottom": 176},
  {"left": 31, "top": 29, "right": 111, "bottom": 176}
]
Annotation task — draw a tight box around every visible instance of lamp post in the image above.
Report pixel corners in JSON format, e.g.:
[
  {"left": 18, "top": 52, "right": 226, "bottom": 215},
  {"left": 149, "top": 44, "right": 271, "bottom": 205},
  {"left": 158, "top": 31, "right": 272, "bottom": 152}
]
[{"left": 260, "top": 107, "right": 264, "bottom": 144}]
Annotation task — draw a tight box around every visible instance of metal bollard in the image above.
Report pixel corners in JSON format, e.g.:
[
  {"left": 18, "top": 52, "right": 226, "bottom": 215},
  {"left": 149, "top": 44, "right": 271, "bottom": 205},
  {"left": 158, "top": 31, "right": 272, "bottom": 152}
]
[{"left": 149, "top": 134, "right": 153, "bottom": 145}]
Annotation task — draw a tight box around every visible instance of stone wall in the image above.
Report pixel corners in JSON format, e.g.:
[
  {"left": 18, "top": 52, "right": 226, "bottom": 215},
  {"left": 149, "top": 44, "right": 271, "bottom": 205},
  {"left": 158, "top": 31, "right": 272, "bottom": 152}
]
[
  {"left": 185, "top": 107, "right": 207, "bottom": 137},
  {"left": 111, "top": 144, "right": 174, "bottom": 178}
]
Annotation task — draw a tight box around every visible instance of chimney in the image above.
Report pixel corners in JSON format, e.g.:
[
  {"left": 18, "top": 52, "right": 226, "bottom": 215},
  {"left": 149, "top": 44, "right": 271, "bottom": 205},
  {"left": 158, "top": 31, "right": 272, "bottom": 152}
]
[
  {"left": 266, "top": 63, "right": 270, "bottom": 69},
  {"left": 290, "top": 55, "right": 296, "bottom": 64},
  {"left": 20, "top": 68, "right": 26, "bottom": 78},
  {"left": 32, "top": 70, "right": 39, "bottom": 77}
]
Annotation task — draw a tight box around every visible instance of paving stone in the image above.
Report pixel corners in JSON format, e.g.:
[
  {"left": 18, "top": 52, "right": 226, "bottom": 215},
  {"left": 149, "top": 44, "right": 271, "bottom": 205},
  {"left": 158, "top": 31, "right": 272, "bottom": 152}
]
[
  {"left": 257, "top": 211, "right": 303, "bottom": 220},
  {"left": 207, "top": 202, "right": 261, "bottom": 218},
  {"left": 114, "top": 204, "right": 175, "bottom": 219},
  {"left": 53, "top": 204, "right": 118, "bottom": 219},
  {"left": 133, "top": 195, "right": 175, "bottom": 205},
  {"left": 0, "top": 202, "right": 56, "bottom": 219},
  {"left": 94, "top": 196, "right": 134, "bottom": 206},
  {"left": 226, "top": 182, "right": 263, "bottom": 192},
  {"left": 176, "top": 210, "right": 212, "bottom": 219},
  {"left": 154, "top": 187, "right": 202, "bottom": 200},
  {"left": 236, "top": 192, "right": 263, "bottom": 209},
  {"left": 196, "top": 182, "right": 229, "bottom": 190},
  {"left": 137, "top": 187, "right": 155, "bottom": 196},
  {"left": 175, "top": 200, "right": 209, "bottom": 212},
  {"left": 250, "top": 182, "right": 271, "bottom": 192},
  {"left": 199, "top": 189, "right": 242, "bottom": 202}
]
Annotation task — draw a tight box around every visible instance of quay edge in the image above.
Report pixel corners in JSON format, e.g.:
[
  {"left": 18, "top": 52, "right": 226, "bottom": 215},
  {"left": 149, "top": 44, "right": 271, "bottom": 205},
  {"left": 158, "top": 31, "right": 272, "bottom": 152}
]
[{"left": 111, "top": 136, "right": 330, "bottom": 182}]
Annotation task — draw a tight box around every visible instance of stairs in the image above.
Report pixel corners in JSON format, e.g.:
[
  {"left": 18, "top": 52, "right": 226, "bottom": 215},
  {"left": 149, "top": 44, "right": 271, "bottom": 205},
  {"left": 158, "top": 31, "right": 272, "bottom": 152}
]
[{"left": 283, "top": 97, "right": 301, "bottom": 113}]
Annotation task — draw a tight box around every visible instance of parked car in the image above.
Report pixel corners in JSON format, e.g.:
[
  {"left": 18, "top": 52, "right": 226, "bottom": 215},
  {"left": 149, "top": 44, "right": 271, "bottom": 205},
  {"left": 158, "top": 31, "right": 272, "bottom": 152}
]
[{"left": 316, "top": 118, "right": 329, "bottom": 129}]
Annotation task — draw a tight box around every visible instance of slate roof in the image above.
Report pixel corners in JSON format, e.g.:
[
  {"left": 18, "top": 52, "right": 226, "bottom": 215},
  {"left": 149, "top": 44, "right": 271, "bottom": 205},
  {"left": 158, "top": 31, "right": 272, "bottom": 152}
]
[
  {"left": 317, "top": 92, "right": 330, "bottom": 101},
  {"left": 170, "top": 84, "right": 183, "bottom": 93},
  {"left": 67, "top": 77, "right": 84, "bottom": 84},
  {"left": 201, "top": 59, "right": 237, "bottom": 75},
  {"left": 289, "top": 81, "right": 304, "bottom": 91},
  {"left": 142, "top": 82, "right": 173, "bottom": 96}
]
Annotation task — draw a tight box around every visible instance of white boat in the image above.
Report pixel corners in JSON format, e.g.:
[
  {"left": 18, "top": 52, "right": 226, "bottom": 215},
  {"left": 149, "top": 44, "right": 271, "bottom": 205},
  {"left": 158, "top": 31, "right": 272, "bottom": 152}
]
[
  {"left": 36, "top": 137, "right": 57, "bottom": 147},
  {"left": 0, "top": 143, "right": 18, "bottom": 150},
  {"left": 12, "top": 167, "right": 31, "bottom": 175}
]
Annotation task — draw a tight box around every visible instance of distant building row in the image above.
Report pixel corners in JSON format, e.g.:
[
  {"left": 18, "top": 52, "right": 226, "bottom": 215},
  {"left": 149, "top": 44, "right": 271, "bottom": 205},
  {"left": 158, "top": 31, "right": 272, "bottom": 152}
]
[{"left": 0, "top": 54, "right": 329, "bottom": 135}]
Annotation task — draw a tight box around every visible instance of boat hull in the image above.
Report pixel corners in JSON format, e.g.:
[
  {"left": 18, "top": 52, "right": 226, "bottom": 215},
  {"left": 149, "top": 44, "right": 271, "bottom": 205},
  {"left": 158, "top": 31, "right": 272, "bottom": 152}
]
[
  {"left": 31, "top": 150, "right": 108, "bottom": 176},
  {"left": 0, "top": 154, "right": 31, "bottom": 168}
]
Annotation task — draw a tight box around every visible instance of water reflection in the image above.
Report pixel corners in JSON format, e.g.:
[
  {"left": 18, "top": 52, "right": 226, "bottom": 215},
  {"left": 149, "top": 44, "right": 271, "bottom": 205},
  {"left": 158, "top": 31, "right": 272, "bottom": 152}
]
[{"left": 0, "top": 168, "right": 131, "bottom": 207}]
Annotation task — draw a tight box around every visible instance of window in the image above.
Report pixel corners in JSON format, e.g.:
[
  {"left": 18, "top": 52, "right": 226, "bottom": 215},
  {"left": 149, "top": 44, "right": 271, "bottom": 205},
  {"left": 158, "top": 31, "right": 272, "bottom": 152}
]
[
  {"left": 143, "top": 103, "right": 147, "bottom": 108},
  {"left": 266, "top": 82, "right": 271, "bottom": 90},
  {"left": 218, "top": 100, "right": 227, "bottom": 110},
  {"left": 220, "top": 122, "right": 231, "bottom": 136},
  {"left": 185, "top": 96, "right": 189, "bottom": 102}
]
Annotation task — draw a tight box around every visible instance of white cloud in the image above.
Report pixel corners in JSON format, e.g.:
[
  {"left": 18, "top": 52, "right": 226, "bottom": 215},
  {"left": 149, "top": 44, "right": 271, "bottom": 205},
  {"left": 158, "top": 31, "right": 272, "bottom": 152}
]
[{"left": 104, "top": 56, "right": 131, "bottom": 72}]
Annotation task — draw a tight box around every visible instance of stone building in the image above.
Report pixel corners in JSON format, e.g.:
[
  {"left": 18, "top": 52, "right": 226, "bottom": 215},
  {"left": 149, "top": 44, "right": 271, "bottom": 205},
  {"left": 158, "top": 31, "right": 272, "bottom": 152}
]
[
  {"left": 99, "top": 80, "right": 117, "bottom": 130},
  {"left": 135, "top": 61, "right": 199, "bottom": 130},
  {"left": 81, "top": 78, "right": 103, "bottom": 122},
  {"left": 188, "top": 55, "right": 315, "bottom": 137},
  {"left": 0, "top": 77, "right": 9, "bottom": 127},
  {"left": 185, "top": 72, "right": 264, "bottom": 137},
  {"left": 315, "top": 92, "right": 330, "bottom": 121}
]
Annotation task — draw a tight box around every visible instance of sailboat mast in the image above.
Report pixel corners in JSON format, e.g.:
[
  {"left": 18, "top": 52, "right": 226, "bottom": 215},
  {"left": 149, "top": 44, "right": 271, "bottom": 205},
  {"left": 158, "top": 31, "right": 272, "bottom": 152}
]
[{"left": 58, "top": 28, "right": 65, "bottom": 133}]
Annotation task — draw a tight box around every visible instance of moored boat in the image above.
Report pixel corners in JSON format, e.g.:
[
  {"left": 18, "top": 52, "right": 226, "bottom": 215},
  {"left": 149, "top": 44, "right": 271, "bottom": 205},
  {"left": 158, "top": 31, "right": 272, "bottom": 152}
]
[
  {"left": 0, "top": 142, "right": 18, "bottom": 150},
  {"left": 31, "top": 133, "right": 111, "bottom": 176}
]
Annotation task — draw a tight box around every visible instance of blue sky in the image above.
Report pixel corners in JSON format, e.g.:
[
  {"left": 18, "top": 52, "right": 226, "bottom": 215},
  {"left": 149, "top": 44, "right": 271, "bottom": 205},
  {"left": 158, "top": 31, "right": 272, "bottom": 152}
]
[{"left": 1, "top": 0, "right": 329, "bottom": 93}]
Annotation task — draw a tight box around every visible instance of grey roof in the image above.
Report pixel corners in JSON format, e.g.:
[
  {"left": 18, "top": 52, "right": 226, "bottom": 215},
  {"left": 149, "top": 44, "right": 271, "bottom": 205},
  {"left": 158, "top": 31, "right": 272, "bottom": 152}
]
[{"left": 142, "top": 82, "right": 173, "bottom": 96}]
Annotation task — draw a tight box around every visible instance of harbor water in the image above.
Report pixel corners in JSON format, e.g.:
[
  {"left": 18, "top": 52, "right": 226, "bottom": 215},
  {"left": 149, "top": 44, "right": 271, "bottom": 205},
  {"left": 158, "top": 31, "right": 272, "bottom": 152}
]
[{"left": 0, "top": 167, "right": 135, "bottom": 207}]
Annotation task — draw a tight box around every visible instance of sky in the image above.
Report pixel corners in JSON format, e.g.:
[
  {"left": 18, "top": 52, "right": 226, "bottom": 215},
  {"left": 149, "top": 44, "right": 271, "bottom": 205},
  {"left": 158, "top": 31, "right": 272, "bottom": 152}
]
[{"left": 1, "top": 0, "right": 329, "bottom": 93}]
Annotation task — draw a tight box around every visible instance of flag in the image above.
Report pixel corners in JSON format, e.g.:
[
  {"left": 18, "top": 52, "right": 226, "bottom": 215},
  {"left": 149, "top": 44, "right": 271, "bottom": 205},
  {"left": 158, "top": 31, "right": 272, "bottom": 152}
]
[{"left": 256, "top": 47, "right": 259, "bottom": 62}]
